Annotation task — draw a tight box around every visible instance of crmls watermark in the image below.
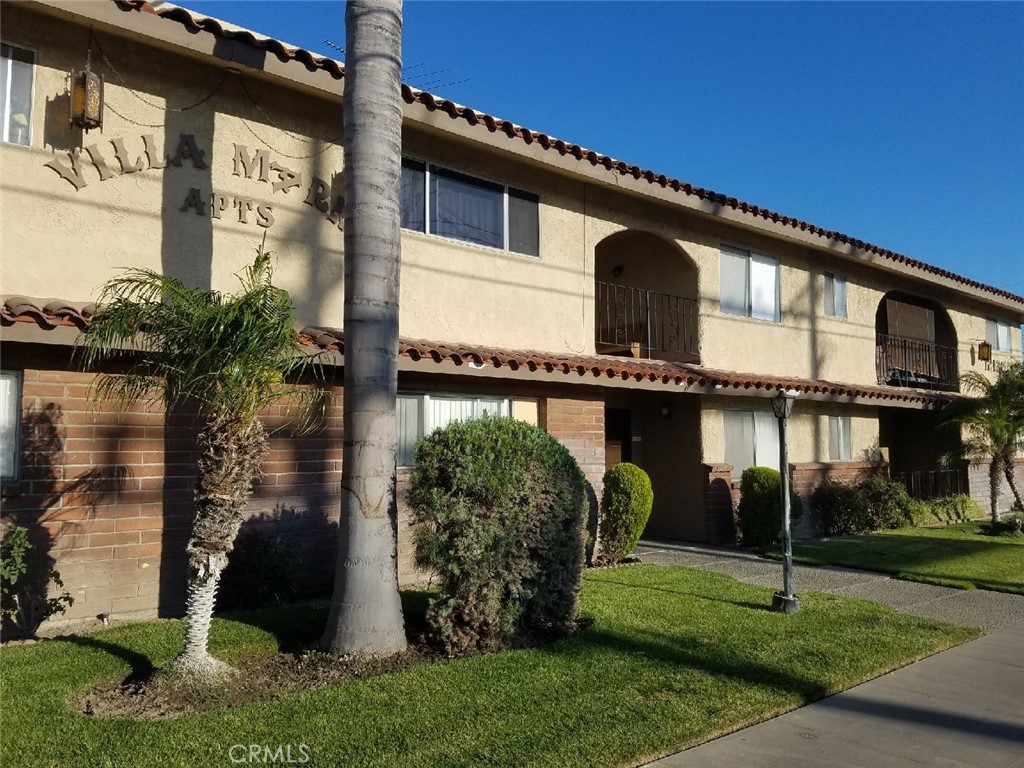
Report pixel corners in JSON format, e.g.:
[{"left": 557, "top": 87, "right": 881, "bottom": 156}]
[{"left": 228, "top": 744, "right": 311, "bottom": 764}]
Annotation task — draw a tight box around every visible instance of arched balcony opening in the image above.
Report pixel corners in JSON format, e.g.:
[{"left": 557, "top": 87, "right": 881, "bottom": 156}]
[
  {"left": 594, "top": 230, "right": 699, "bottom": 363},
  {"left": 875, "top": 291, "right": 959, "bottom": 391}
]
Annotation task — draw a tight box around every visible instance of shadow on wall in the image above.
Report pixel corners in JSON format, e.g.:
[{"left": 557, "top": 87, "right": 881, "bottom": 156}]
[{"left": 1, "top": 403, "right": 131, "bottom": 637}]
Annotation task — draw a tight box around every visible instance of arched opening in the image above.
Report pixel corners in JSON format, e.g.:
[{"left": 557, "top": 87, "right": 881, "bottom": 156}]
[
  {"left": 594, "top": 230, "right": 699, "bottom": 363},
  {"left": 875, "top": 291, "right": 958, "bottom": 391}
]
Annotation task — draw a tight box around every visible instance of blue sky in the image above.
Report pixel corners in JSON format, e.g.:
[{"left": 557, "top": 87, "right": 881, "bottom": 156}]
[{"left": 183, "top": 1, "right": 1023, "bottom": 294}]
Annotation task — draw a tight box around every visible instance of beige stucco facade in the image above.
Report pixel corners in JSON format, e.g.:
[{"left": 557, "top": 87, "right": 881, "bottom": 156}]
[{"left": 2, "top": 0, "right": 1023, "bottom": 548}]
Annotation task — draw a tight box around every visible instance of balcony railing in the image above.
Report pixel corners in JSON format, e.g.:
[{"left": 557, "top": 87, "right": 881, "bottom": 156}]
[
  {"left": 596, "top": 281, "right": 698, "bottom": 360},
  {"left": 876, "top": 333, "right": 959, "bottom": 391}
]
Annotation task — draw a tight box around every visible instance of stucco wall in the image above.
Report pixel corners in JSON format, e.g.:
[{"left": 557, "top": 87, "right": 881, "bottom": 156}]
[{"left": 1, "top": 4, "right": 1020, "bottom": 385}]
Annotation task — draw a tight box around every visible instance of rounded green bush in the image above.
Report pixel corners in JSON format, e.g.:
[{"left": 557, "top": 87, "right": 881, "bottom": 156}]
[
  {"left": 409, "top": 415, "right": 587, "bottom": 656},
  {"left": 598, "top": 463, "right": 654, "bottom": 565},
  {"left": 859, "top": 474, "right": 914, "bottom": 530},
  {"left": 813, "top": 478, "right": 871, "bottom": 536},
  {"left": 736, "top": 466, "right": 803, "bottom": 548}
]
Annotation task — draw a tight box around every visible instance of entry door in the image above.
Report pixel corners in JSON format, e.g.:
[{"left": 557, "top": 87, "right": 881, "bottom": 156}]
[{"left": 605, "top": 408, "right": 632, "bottom": 470}]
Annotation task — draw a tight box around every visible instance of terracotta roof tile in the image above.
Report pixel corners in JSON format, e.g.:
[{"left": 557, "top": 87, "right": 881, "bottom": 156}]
[
  {"left": 1, "top": 296, "right": 94, "bottom": 329},
  {"left": 297, "top": 326, "right": 957, "bottom": 406},
  {"left": 107, "top": 1, "right": 1024, "bottom": 308}
]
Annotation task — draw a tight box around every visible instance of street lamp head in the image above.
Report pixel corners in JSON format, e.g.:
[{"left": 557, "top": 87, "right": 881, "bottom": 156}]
[{"left": 771, "top": 389, "right": 799, "bottom": 419}]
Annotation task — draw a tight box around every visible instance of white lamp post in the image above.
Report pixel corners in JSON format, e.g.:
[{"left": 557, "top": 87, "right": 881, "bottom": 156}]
[{"left": 771, "top": 389, "right": 800, "bottom": 614}]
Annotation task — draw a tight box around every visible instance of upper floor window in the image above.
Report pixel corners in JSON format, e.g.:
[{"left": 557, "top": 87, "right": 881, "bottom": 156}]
[
  {"left": 828, "top": 415, "right": 852, "bottom": 461},
  {"left": 400, "top": 159, "right": 539, "bottom": 257},
  {"left": 720, "top": 246, "right": 779, "bottom": 322},
  {"left": 823, "top": 272, "right": 847, "bottom": 319},
  {"left": 397, "top": 393, "right": 510, "bottom": 467},
  {"left": 986, "top": 318, "right": 1011, "bottom": 353},
  {"left": 0, "top": 370, "right": 21, "bottom": 480},
  {"left": 1, "top": 43, "right": 34, "bottom": 147}
]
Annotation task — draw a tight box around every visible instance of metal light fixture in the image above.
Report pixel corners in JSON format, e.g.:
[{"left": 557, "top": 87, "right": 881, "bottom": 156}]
[
  {"left": 771, "top": 389, "right": 800, "bottom": 614},
  {"left": 977, "top": 340, "right": 992, "bottom": 362},
  {"left": 70, "top": 56, "right": 104, "bottom": 132}
]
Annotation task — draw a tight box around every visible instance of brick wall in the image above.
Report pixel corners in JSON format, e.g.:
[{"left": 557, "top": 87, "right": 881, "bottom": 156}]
[
  {"left": 967, "top": 459, "right": 1024, "bottom": 517},
  {"left": 702, "top": 463, "right": 735, "bottom": 544},
  {"left": 542, "top": 397, "right": 606, "bottom": 556},
  {"left": 1, "top": 357, "right": 608, "bottom": 628}
]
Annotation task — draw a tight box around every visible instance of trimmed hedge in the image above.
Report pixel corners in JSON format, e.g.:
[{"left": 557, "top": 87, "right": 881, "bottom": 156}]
[
  {"left": 814, "top": 474, "right": 917, "bottom": 536},
  {"left": 409, "top": 416, "right": 587, "bottom": 656},
  {"left": 598, "top": 463, "right": 654, "bottom": 565},
  {"left": 736, "top": 466, "right": 803, "bottom": 548}
]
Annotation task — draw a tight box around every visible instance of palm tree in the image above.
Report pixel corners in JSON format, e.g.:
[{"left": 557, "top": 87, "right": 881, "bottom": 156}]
[
  {"left": 78, "top": 249, "right": 326, "bottom": 684},
  {"left": 946, "top": 362, "right": 1024, "bottom": 522},
  {"left": 320, "top": 0, "right": 408, "bottom": 657}
]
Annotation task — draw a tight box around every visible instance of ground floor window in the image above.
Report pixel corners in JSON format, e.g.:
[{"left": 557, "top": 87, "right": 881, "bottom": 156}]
[
  {"left": 397, "top": 393, "right": 511, "bottom": 467},
  {"left": 0, "top": 370, "right": 21, "bottom": 479},
  {"left": 723, "top": 410, "right": 780, "bottom": 479},
  {"left": 829, "top": 415, "right": 853, "bottom": 461}
]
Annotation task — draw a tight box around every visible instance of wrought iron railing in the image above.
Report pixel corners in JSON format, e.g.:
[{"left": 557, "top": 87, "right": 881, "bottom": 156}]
[
  {"left": 595, "top": 281, "right": 698, "bottom": 360},
  {"left": 875, "top": 333, "right": 959, "bottom": 391},
  {"left": 892, "top": 469, "right": 967, "bottom": 500}
]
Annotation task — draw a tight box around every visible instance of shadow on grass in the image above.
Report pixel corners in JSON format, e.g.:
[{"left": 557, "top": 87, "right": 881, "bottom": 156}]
[
  {"left": 57, "top": 634, "right": 155, "bottom": 682},
  {"left": 587, "top": 576, "right": 774, "bottom": 613}
]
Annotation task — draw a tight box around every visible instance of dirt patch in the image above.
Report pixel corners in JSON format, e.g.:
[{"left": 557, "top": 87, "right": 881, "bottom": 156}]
[{"left": 78, "top": 646, "right": 429, "bottom": 720}]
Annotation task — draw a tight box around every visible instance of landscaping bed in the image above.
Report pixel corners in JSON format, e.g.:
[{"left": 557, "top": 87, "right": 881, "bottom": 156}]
[
  {"left": 786, "top": 521, "right": 1024, "bottom": 594},
  {"left": 0, "top": 565, "right": 976, "bottom": 768}
]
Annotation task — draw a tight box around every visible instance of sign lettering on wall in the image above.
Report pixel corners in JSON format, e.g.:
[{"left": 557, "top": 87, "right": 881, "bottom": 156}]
[{"left": 43, "top": 135, "right": 344, "bottom": 230}]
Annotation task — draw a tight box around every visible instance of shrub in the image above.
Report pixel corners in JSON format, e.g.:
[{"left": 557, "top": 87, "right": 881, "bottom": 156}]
[
  {"left": 813, "top": 479, "right": 871, "bottom": 536},
  {"left": 736, "top": 466, "right": 803, "bottom": 548},
  {"left": 217, "top": 531, "right": 296, "bottom": 612},
  {"left": 409, "top": 416, "right": 587, "bottom": 656},
  {"left": 859, "top": 474, "right": 914, "bottom": 530},
  {"left": 1, "top": 523, "right": 74, "bottom": 638},
  {"left": 598, "top": 463, "right": 654, "bottom": 565},
  {"left": 911, "top": 494, "right": 983, "bottom": 526}
]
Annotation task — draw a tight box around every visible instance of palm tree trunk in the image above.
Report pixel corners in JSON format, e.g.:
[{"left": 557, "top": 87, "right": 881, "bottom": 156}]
[
  {"left": 167, "top": 416, "right": 268, "bottom": 683},
  {"left": 321, "top": 0, "right": 407, "bottom": 657},
  {"left": 988, "top": 459, "right": 1002, "bottom": 524},
  {"left": 1001, "top": 456, "right": 1023, "bottom": 512}
]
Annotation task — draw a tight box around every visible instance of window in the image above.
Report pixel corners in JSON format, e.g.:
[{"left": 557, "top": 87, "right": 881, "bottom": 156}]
[
  {"left": 720, "top": 246, "right": 779, "bottom": 322},
  {"left": 400, "top": 158, "right": 540, "bottom": 256},
  {"left": 397, "top": 393, "right": 511, "bottom": 466},
  {"left": 828, "top": 415, "right": 852, "bottom": 461},
  {"left": 1, "top": 44, "right": 34, "bottom": 147},
  {"left": 986, "top": 318, "right": 1011, "bottom": 353},
  {"left": 823, "top": 272, "right": 847, "bottom": 319},
  {"left": 1, "top": 371, "right": 21, "bottom": 480},
  {"left": 723, "top": 410, "right": 780, "bottom": 479}
]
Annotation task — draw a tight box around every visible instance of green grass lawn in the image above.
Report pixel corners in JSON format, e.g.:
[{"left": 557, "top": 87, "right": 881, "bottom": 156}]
[
  {"left": 786, "top": 522, "right": 1024, "bottom": 595},
  {"left": 0, "top": 566, "right": 975, "bottom": 768}
]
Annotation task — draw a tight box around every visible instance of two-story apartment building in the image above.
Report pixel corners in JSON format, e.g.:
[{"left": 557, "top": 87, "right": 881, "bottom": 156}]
[{"left": 2, "top": 0, "right": 1022, "bottom": 625}]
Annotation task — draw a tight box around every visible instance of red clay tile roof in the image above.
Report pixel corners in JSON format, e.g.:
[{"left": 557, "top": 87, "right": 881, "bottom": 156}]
[
  {"left": 108, "top": 0, "right": 1024, "bottom": 308},
  {"left": 0, "top": 297, "right": 954, "bottom": 405},
  {"left": 298, "top": 326, "right": 957, "bottom": 406},
  {"left": 1, "top": 297, "right": 94, "bottom": 329}
]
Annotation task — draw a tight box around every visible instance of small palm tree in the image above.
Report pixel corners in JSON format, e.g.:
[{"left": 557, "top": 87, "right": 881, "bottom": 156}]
[
  {"left": 78, "top": 248, "right": 326, "bottom": 684},
  {"left": 945, "top": 362, "right": 1024, "bottom": 522}
]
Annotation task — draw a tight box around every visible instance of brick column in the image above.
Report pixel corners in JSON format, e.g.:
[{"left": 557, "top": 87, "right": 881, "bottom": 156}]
[
  {"left": 702, "top": 463, "right": 735, "bottom": 545},
  {"left": 543, "top": 397, "right": 606, "bottom": 558}
]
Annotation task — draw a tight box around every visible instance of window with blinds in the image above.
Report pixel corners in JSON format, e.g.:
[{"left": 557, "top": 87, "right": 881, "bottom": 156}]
[
  {"left": 719, "top": 246, "right": 780, "bottom": 322},
  {"left": 397, "top": 393, "right": 511, "bottom": 467},
  {"left": 986, "top": 318, "right": 1011, "bottom": 353},
  {"left": 0, "top": 371, "right": 21, "bottom": 479},
  {"left": 824, "top": 272, "right": 847, "bottom": 319},
  {"left": 828, "top": 415, "right": 852, "bottom": 461},
  {"left": 723, "top": 410, "right": 780, "bottom": 479}
]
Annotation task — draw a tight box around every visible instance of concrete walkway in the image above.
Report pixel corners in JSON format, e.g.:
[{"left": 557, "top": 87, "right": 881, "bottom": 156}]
[{"left": 636, "top": 541, "right": 1024, "bottom": 767}]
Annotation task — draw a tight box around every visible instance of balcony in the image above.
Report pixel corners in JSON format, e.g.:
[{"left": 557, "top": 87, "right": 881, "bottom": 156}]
[
  {"left": 876, "top": 333, "right": 959, "bottom": 391},
  {"left": 595, "top": 281, "right": 699, "bottom": 362}
]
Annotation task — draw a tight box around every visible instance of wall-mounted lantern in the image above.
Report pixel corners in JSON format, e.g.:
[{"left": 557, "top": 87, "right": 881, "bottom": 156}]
[
  {"left": 70, "top": 59, "right": 104, "bottom": 132},
  {"left": 977, "top": 340, "right": 992, "bottom": 362}
]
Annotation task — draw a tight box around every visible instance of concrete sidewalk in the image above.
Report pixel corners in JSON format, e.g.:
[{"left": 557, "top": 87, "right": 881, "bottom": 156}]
[{"left": 636, "top": 541, "right": 1024, "bottom": 767}]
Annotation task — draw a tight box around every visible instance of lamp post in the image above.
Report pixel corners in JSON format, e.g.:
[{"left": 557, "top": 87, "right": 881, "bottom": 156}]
[{"left": 771, "top": 389, "right": 800, "bottom": 614}]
